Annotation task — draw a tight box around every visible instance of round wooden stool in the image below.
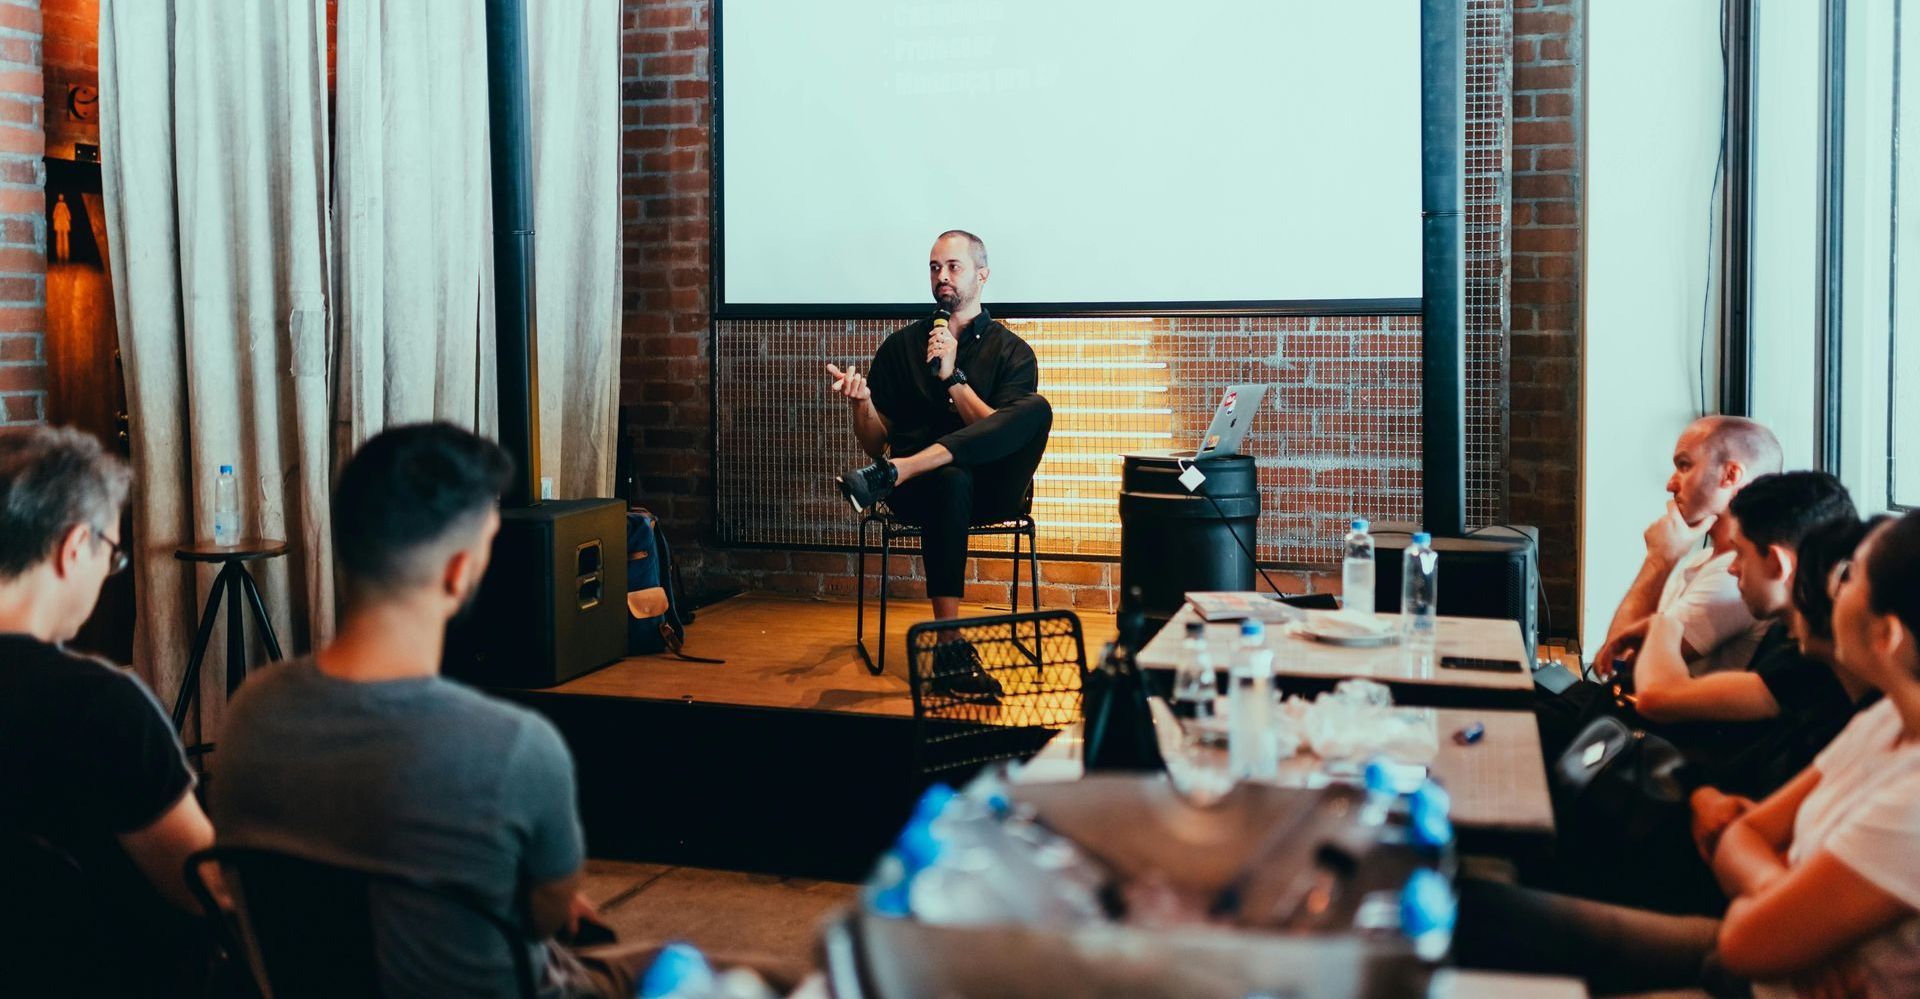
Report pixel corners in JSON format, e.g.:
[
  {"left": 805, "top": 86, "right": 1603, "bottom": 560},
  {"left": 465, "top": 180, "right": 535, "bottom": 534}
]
[{"left": 169, "top": 539, "right": 288, "bottom": 741}]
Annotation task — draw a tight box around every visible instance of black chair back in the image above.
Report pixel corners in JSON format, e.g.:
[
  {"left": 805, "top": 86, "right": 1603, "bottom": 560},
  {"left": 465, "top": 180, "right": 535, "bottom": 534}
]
[
  {"left": 186, "top": 845, "right": 539, "bottom": 999},
  {"left": 905, "top": 609, "right": 1088, "bottom": 781},
  {"left": 1, "top": 826, "right": 97, "bottom": 984}
]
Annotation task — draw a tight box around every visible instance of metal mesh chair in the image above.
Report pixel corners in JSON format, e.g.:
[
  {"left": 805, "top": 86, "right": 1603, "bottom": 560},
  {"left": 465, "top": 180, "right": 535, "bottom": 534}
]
[
  {"left": 905, "top": 610, "right": 1088, "bottom": 781},
  {"left": 855, "top": 488, "right": 1040, "bottom": 678},
  {"left": 186, "top": 845, "right": 539, "bottom": 999}
]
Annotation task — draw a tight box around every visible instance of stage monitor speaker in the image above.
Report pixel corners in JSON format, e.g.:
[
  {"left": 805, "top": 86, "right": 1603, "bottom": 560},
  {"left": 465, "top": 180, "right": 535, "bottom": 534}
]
[
  {"left": 1370, "top": 523, "right": 1539, "bottom": 663},
  {"left": 445, "top": 498, "right": 627, "bottom": 688}
]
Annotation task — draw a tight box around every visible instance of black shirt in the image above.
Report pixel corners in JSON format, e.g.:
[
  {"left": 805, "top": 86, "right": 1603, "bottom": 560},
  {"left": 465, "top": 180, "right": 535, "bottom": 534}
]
[
  {"left": 867, "top": 305, "right": 1039, "bottom": 456},
  {"left": 1676, "top": 624, "right": 1868, "bottom": 798},
  {"left": 0, "top": 634, "right": 197, "bottom": 991}
]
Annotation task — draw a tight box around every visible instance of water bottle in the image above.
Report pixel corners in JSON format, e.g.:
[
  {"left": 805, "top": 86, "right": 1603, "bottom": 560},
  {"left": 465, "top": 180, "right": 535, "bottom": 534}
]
[
  {"left": 1342, "top": 518, "right": 1376, "bottom": 615},
  {"left": 636, "top": 948, "right": 778, "bottom": 999},
  {"left": 639, "top": 942, "right": 715, "bottom": 999},
  {"left": 1170, "top": 620, "right": 1217, "bottom": 720},
  {"left": 1402, "top": 531, "right": 1438, "bottom": 666},
  {"left": 213, "top": 465, "right": 240, "bottom": 547},
  {"left": 1227, "top": 619, "right": 1276, "bottom": 780}
]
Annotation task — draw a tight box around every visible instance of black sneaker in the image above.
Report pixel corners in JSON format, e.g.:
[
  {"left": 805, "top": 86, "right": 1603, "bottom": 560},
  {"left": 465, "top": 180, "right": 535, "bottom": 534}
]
[
  {"left": 930, "top": 640, "right": 1003, "bottom": 703},
  {"left": 836, "top": 460, "right": 897, "bottom": 514}
]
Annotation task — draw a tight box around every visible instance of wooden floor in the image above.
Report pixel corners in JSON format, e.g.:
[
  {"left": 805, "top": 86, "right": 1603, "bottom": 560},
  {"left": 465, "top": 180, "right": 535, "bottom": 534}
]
[{"left": 545, "top": 592, "right": 1119, "bottom": 717}]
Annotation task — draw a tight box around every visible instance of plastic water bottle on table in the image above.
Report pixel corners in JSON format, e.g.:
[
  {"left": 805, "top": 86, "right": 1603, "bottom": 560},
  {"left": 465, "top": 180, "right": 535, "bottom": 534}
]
[
  {"left": 1401, "top": 531, "right": 1438, "bottom": 669},
  {"left": 1342, "top": 517, "right": 1375, "bottom": 615},
  {"left": 213, "top": 464, "right": 240, "bottom": 547}
]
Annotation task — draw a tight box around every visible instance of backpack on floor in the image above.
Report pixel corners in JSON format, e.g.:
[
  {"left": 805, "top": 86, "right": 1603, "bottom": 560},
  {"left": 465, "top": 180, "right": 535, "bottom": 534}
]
[{"left": 626, "top": 508, "right": 721, "bottom": 662}]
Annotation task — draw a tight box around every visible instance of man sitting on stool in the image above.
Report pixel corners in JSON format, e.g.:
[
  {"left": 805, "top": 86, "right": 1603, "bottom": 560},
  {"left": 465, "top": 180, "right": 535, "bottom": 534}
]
[{"left": 827, "top": 230, "right": 1053, "bottom": 691}]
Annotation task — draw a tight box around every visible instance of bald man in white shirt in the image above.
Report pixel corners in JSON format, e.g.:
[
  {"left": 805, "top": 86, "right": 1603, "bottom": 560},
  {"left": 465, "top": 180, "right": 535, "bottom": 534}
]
[{"left": 1595, "top": 416, "right": 1784, "bottom": 677}]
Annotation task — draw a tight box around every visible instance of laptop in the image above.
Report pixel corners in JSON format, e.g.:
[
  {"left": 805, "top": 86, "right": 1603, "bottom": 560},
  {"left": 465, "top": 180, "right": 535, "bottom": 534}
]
[{"left": 1174, "top": 384, "right": 1268, "bottom": 459}]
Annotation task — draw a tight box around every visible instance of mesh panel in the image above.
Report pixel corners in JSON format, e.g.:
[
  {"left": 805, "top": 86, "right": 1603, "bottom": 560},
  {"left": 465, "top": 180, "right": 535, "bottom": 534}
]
[
  {"left": 713, "top": 2, "right": 1512, "bottom": 566},
  {"left": 907, "top": 610, "right": 1088, "bottom": 779}
]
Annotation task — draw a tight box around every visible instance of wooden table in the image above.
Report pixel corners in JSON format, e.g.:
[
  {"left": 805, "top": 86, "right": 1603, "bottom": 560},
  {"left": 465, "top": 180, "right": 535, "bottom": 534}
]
[
  {"left": 1019, "top": 706, "right": 1555, "bottom": 847},
  {"left": 1138, "top": 604, "right": 1536, "bottom": 708}
]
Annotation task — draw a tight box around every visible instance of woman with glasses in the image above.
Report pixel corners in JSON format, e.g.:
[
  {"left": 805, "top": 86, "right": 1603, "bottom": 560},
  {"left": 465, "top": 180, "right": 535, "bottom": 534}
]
[{"left": 1456, "top": 510, "right": 1920, "bottom": 997}]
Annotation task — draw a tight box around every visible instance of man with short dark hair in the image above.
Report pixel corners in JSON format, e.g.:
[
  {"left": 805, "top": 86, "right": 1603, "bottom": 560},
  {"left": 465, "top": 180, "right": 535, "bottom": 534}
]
[
  {"left": 826, "top": 231, "right": 1053, "bottom": 636},
  {"left": 1629, "top": 471, "right": 1863, "bottom": 730},
  {"left": 0, "top": 424, "right": 216, "bottom": 994},
  {"left": 1596, "top": 416, "right": 1785, "bottom": 676},
  {"left": 215, "top": 423, "right": 647, "bottom": 997},
  {"left": 1541, "top": 480, "right": 1876, "bottom": 915}
]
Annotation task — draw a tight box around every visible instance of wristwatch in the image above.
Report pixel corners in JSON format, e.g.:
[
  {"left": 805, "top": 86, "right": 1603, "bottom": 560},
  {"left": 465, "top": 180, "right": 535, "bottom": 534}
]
[{"left": 942, "top": 368, "right": 969, "bottom": 390}]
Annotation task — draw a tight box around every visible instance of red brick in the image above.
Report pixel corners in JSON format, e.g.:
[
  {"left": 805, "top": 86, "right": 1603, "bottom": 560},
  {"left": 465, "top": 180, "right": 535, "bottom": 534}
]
[
  {"left": 639, "top": 6, "right": 693, "bottom": 29},
  {"left": 1516, "top": 65, "right": 1575, "bottom": 91},
  {"left": 0, "top": 363, "right": 45, "bottom": 391},
  {"left": 1532, "top": 93, "right": 1574, "bottom": 117},
  {"left": 0, "top": 245, "right": 41, "bottom": 272},
  {"left": 1530, "top": 147, "right": 1576, "bottom": 172},
  {"left": 1515, "top": 173, "right": 1574, "bottom": 200},
  {"left": 0, "top": 37, "right": 33, "bottom": 68},
  {"left": 0, "top": 332, "right": 32, "bottom": 361},
  {"left": 1512, "top": 227, "right": 1578, "bottom": 253},
  {"left": 1514, "top": 10, "right": 1574, "bottom": 37},
  {"left": 0, "top": 2, "right": 40, "bottom": 34},
  {"left": 0, "top": 275, "right": 37, "bottom": 302},
  {"left": 0, "top": 305, "right": 38, "bottom": 331},
  {"left": 1, "top": 391, "right": 36, "bottom": 422},
  {"left": 624, "top": 30, "right": 671, "bottom": 55},
  {"left": 1512, "top": 119, "right": 1574, "bottom": 147},
  {"left": 642, "top": 54, "right": 695, "bottom": 78}
]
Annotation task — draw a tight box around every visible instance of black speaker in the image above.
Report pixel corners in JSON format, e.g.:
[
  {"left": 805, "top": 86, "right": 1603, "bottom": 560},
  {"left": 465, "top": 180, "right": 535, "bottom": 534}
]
[
  {"left": 1370, "top": 523, "right": 1539, "bottom": 662},
  {"left": 1118, "top": 452, "right": 1259, "bottom": 639},
  {"left": 444, "top": 498, "right": 628, "bottom": 688}
]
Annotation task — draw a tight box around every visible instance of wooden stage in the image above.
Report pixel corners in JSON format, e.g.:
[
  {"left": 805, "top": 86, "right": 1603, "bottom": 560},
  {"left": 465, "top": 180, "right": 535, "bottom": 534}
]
[
  {"left": 504, "top": 593, "right": 1551, "bottom": 880},
  {"left": 541, "top": 592, "right": 1120, "bottom": 716},
  {"left": 502, "top": 593, "right": 1117, "bottom": 881}
]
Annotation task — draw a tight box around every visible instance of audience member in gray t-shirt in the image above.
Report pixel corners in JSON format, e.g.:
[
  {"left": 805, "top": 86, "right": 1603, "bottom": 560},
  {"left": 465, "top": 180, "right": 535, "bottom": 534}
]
[
  {"left": 213, "top": 658, "right": 590, "bottom": 998},
  {"left": 211, "top": 424, "right": 658, "bottom": 996}
]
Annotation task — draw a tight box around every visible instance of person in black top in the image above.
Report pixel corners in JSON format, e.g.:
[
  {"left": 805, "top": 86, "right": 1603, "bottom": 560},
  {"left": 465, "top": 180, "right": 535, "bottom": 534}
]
[
  {"left": 828, "top": 230, "right": 1053, "bottom": 642},
  {"left": 0, "top": 425, "right": 217, "bottom": 994},
  {"left": 1623, "top": 472, "right": 1860, "bottom": 737},
  {"left": 1541, "top": 478, "right": 1876, "bottom": 914}
]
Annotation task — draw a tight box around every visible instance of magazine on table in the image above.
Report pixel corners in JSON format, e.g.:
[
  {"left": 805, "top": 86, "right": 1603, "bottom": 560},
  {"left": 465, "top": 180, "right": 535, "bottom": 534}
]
[{"left": 1184, "top": 592, "right": 1304, "bottom": 624}]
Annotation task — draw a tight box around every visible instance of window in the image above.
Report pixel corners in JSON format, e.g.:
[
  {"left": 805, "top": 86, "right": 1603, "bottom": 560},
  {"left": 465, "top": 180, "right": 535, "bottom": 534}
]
[{"left": 1746, "top": 0, "right": 1918, "bottom": 511}]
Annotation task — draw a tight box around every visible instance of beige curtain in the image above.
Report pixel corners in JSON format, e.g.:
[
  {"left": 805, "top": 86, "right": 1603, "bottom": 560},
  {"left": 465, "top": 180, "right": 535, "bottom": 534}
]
[
  {"left": 529, "top": 0, "right": 622, "bottom": 497},
  {"left": 100, "top": 0, "right": 334, "bottom": 733},
  {"left": 334, "top": 0, "right": 493, "bottom": 446},
  {"left": 100, "top": 0, "right": 618, "bottom": 731},
  {"left": 335, "top": 0, "right": 621, "bottom": 496}
]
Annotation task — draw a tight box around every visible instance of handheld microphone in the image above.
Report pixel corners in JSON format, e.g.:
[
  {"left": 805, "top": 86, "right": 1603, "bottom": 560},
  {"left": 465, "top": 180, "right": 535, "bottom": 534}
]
[{"left": 928, "top": 308, "right": 951, "bottom": 377}]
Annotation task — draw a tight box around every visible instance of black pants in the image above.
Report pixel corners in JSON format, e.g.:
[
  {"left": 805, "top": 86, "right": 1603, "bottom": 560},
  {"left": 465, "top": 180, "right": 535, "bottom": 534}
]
[
  {"left": 886, "top": 394, "right": 1053, "bottom": 599},
  {"left": 1453, "top": 878, "right": 1748, "bottom": 996}
]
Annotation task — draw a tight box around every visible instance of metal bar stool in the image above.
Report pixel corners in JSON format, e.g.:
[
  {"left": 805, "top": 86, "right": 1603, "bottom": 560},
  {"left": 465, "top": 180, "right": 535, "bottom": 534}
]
[
  {"left": 854, "top": 493, "right": 1040, "bottom": 678},
  {"left": 169, "top": 539, "right": 287, "bottom": 754}
]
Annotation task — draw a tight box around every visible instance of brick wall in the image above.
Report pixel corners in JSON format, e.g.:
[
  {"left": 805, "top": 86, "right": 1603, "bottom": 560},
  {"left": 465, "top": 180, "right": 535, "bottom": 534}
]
[
  {"left": 0, "top": 0, "right": 43, "bottom": 426},
  {"left": 39, "top": 0, "right": 89, "bottom": 161},
  {"left": 1508, "top": 0, "right": 1581, "bottom": 637},
  {"left": 620, "top": 0, "right": 1558, "bottom": 621}
]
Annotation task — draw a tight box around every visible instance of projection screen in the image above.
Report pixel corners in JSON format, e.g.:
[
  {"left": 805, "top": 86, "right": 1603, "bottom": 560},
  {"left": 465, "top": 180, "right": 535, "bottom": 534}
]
[{"left": 714, "top": 0, "right": 1425, "bottom": 316}]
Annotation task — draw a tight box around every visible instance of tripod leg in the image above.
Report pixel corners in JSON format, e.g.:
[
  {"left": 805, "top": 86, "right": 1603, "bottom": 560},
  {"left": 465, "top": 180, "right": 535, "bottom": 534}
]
[
  {"left": 878, "top": 527, "right": 892, "bottom": 677},
  {"left": 239, "top": 566, "right": 284, "bottom": 662},
  {"left": 225, "top": 563, "right": 246, "bottom": 699},
  {"left": 171, "top": 571, "right": 230, "bottom": 732}
]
